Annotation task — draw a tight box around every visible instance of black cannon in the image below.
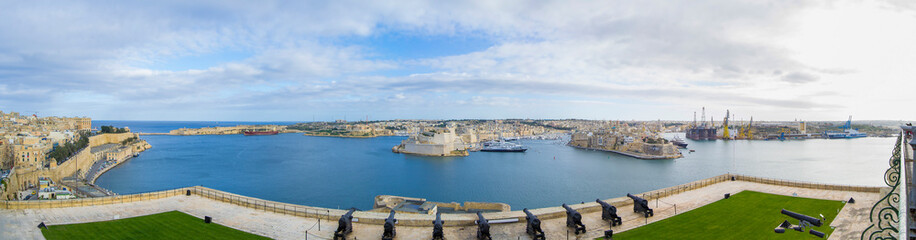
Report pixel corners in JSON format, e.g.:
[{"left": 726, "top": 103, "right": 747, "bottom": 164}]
[
  {"left": 774, "top": 209, "right": 826, "bottom": 238},
  {"left": 334, "top": 208, "right": 357, "bottom": 240},
  {"left": 432, "top": 212, "right": 444, "bottom": 240},
  {"left": 596, "top": 199, "right": 622, "bottom": 226},
  {"left": 382, "top": 210, "right": 397, "bottom": 240},
  {"left": 523, "top": 208, "right": 546, "bottom": 240},
  {"left": 781, "top": 209, "right": 822, "bottom": 227},
  {"left": 476, "top": 212, "right": 491, "bottom": 240},
  {"left": 627, "top": 193, "right": 654, "bottom": 217},
  {"left": 562, "top": 203, "right": 586, "bottom": 234}
]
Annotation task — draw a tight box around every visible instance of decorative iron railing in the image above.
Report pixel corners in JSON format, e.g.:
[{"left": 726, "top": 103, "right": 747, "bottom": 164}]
[{"left": 862, "top": 129, "right": 911, "bottom": 240}]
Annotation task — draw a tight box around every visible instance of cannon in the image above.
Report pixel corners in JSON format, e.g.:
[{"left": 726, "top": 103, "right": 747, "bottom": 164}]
[
  {"left": 523, "top": 208, "right": 546, "bottom": 240},
  {"left": 774, "top": 209, "right": 826, "bottom": 238},
  {"left": 596, "top": 199, "right": 622, "bottom": 226},
  {"left": 475, "top": 212, "right": 491, "bottom": 240},
  {"left": 382, "top": 210, "right": 397, "bottom": 240},
  {"left": 781, "top": 209, "right": 822, "bottom": 227},
  {"left": 333, "top": 208, "right": 357, "bottom": 240},
  {"left": 562, "top": 203, "right": 586, "bottom": 234},
  {"left": 627, "top": 193, "right": 654, "bottom": 217},
  {"left": 432, "top": 212, "right": 444, "bottom": 240}
]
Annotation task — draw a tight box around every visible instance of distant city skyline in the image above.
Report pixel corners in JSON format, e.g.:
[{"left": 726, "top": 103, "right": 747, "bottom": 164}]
[{"left": 1, "top": 1, "right": 914, "bottom": 121}]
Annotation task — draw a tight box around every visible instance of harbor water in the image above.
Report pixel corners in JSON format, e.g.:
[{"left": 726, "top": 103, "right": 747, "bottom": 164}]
[{"left": 94, "top": 121, "right": 896, "bottom": 210}]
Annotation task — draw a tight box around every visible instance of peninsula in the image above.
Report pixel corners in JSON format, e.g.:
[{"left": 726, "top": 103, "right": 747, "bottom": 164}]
[{"left": 167, "top": 125, "right": 293, "bottom": 135}]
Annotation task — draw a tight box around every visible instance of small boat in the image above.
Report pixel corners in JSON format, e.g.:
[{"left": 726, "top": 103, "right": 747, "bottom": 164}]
[
  {"left": 243, "top": 131, "right": 279, "bottom": 136},
  {"left": 481, "top": 141, "right": 528, "bottom": 152},
  {"left": 670, "top": 136, "right": 688, "bottom": 148}
]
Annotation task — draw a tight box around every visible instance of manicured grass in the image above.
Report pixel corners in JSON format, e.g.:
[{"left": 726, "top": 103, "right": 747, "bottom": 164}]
[
  {"left": 607, "top": 191, "right": 845, "bottom": 239},
  {"left": 41, "top": 211, "right": 270, "bottom": 240}
]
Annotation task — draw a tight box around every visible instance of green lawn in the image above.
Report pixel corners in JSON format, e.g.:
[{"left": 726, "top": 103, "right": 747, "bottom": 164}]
[
  {"left": 608, "top": 191, "right": 845, "bottom": 239},
  {"left": 41, "top": 211, "right": 270, "bottom": 240}
]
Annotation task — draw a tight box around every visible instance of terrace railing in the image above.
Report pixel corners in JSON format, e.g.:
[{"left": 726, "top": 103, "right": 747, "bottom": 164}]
[{"left": 861, "top": 131, "right": 909, "bottom": 240}]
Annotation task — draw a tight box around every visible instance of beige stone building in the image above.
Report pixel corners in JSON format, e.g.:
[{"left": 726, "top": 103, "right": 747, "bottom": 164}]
[{"left": 12, "top": 144, "right": 48, "bottom": 170}]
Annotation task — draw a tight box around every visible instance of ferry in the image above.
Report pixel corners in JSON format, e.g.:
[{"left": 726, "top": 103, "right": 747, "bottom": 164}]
[
  {"left": 825, "top": 129, "right": 867, "bottom": 139},
  {"left": 670, "top": 136, "right": 688, "bottom": 148},
  {"left": 481, "top": 141, "right": 528, "bottom": 152},
  {"left": 825, "top": 116, "right": 867, "bottom": 139}
]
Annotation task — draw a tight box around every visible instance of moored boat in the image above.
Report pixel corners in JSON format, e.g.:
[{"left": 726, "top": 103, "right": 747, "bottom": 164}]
[
  {"left": 480, "top": 141, "right": 528, "bottom": 152},
  {"left": 670, "top": 136, "right": 688, "bottom": 148}
]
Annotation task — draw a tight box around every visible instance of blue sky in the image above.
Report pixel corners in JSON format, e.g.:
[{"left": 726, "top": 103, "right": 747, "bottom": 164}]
[{"left": 0, "top": 0, "right": 914, "bottom": 121}]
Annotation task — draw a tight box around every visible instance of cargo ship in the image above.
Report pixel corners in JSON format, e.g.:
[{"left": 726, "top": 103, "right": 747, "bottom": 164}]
[{"left": 243, "top": 130, "right": 279, "bottom": 136}]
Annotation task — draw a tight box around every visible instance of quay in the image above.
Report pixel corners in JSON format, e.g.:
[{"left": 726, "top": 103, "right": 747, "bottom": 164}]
[{"left": 0, "top": 174, "right": 883, "bottom": 239}]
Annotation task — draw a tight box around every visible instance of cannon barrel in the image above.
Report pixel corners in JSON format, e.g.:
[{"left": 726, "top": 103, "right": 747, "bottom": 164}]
[
  {"left": 628, "top": 193, "right": 654, "bottom": 217},
  {"left": 524, "top": 208, "right": 537, "bottom": 220},
  {"left": 596, "top": 199, "right": 622, "bottom": 225},
  {"left": 562, "top": 203, "right": 586, "bottom": 234},
  {"left": 522, "top": 208, "right": 545, "bottom": 240},
  {"left": 596, "top": 199, "right": 612, "bottom": 208},
  {"left": 781, "top": 209, "right": 822, "bottom": 227},
  {"left": 434, "top": 211, "right": 443, "bottom": 224},
  {"left": 334, "top": 208, "right": 357, "bottom": 240},
  {"left": 382, "top": 210, "right": 397, "bottom": 240},
  {"left": 386, "top": 210, "right": 396, "bottom": 222},
  {"left": 627, "top": 193, "right": 647, "bottom": 203},
  {"left": 562, "top": 203, "right": 582, "bottom": 221},
  {"left": 432, "top": 212, "right": 444, "bottom": 240},
  {"left": 476, "top": 212, "right": 491, "bottom": 240}
]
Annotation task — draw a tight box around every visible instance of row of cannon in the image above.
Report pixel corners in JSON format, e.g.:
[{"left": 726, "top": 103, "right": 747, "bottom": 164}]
[{"left": 333, "top": 193, "right": 654, "bottom": 240}]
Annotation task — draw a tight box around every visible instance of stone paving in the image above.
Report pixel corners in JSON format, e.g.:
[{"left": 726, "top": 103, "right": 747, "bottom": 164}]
[{"left": 0, "top": 180, "right": 883, "bottom": 240}]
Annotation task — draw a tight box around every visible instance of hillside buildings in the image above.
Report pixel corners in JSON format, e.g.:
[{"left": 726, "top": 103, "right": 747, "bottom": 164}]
[{"left": 0, "top": 110, "right": 150, "bottom": 200}]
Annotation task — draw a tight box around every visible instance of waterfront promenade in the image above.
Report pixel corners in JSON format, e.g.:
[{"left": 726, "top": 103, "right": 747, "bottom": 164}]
[{"left": 0, "top": 174, "right": 882, "bottom": 239}]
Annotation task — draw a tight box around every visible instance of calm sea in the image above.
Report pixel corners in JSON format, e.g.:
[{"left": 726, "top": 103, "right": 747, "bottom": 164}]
[{"left": 94, "top": 121, "right": 897, "bottom": 210}]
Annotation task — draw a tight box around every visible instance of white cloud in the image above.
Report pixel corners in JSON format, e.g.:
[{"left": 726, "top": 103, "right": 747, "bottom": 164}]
[{"left": 0, "top": 0, "right": 913, "bottom": 121}]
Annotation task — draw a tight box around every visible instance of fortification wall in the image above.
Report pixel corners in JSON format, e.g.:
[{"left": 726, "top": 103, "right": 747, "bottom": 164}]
[
  {"left": 2, "top": 133, "right": 148, "bottom": 200},
  {"left": 0, "top": 174, "right": 884, "bottom": 226},
  {"left": 89, "top": 133, "right": 137, "bottom": 147},
  {"left": 403, "top": 143, "right": 448, "bottom": 156}
]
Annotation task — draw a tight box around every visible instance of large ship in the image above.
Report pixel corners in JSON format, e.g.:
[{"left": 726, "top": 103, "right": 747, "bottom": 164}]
[
  {"left": 243, "top": 130, "right": 279, "bottom": 136},
  {"left": 670, "top": 136, "right": 688, "bottom": 148},
  {"left": 825, "top": 116, "right": 867, "bottom": 139},
  {"left": 480, "top": 141, "right": 528, "bottom": 152}
]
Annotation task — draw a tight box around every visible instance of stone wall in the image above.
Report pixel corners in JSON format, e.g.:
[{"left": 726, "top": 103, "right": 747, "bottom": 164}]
[
  {"left": 1, "top": 133, "right": 147, "bottom": 200},
  {"left": 0, "top": 174, "right": 885, "bottom": 227},
  {"left": 89, "top": 133, "right": 137, "bottom": 147}
]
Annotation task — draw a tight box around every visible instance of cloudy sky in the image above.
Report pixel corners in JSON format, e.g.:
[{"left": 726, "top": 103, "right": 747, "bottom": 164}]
[{"left": 1, "top": 0, "right": 914, "bottom": 121}]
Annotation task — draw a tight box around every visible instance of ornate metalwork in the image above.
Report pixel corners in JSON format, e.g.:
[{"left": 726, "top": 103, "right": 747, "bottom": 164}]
[{"left": 862, "top": 135, "right": 902, "bottom": 240}]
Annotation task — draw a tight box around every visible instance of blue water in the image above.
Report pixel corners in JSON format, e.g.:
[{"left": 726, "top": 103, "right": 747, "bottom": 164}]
[{"left": 95, "top": 121, "right": 897, "bottom": 210}]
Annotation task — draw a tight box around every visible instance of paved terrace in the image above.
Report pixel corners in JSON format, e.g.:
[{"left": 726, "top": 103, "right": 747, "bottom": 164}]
[{"left": 0, "top": 175, "right": 883, "bottom": 240}]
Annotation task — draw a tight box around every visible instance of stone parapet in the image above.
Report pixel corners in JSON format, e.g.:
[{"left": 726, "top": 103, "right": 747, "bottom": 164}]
[{"left": 0, "top": 174, "right": 884, "bottom": 228}]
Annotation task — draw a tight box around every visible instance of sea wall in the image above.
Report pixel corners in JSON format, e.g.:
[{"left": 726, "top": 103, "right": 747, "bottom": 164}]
[{"left": 0, "top": 174, "right": 884, "bottom": 226}]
